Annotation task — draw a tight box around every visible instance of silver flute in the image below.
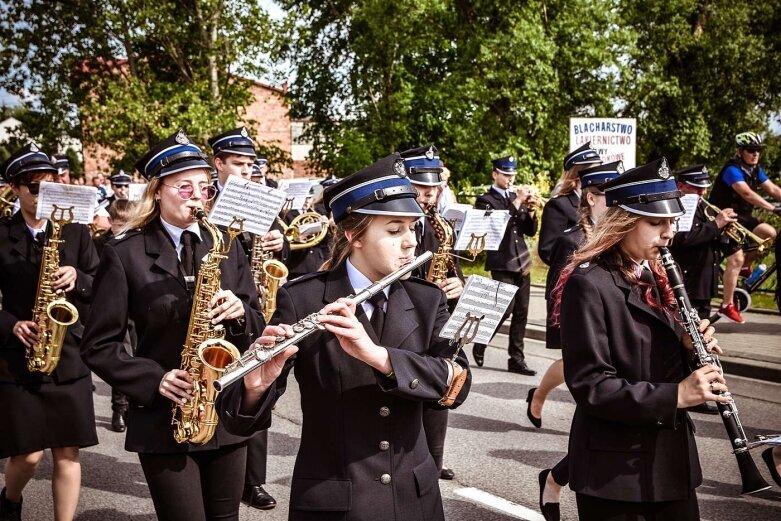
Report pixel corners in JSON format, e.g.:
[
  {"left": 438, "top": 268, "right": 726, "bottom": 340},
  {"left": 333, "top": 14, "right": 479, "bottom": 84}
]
[{"left": 213, "top": 251, "right": 433, "bottom": 391}]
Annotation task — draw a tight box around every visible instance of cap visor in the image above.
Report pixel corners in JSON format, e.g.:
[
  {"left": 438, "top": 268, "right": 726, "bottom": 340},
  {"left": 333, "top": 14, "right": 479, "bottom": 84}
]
[
  {"left": 217, "top": 147, "right": 256, "bottom": 158},
  {"left": 619, "top": 197, "right": 685, "bottom": 218},
  {"left": 494, "top": 168, "right": 516, "bottom": 175},
  {"left": 354, "top": 197, "right": 425, "bottom": 219},
  {"left": 409, "top": 171, "right": 443, "bottom": 186},
  {"left": 684, "top": 180, "right": 711, "bottom": 188}
]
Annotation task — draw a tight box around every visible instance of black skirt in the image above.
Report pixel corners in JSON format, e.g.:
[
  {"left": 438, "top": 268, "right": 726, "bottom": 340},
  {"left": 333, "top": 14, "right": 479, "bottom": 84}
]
[{"left": 0, "top": 374, "right": 98, "bottom": 458}]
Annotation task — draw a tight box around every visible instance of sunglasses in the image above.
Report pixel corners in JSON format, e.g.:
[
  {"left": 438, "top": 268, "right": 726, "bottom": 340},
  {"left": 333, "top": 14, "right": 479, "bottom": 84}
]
[
  {"left": 161, "top": 183, "right": 218, "bottom": 201},
  {"left": 23, "top": 183, "right": 41, "bottom": 195},
  {"left": 743, "top": 148, "right": 762, "bottom": 153}
]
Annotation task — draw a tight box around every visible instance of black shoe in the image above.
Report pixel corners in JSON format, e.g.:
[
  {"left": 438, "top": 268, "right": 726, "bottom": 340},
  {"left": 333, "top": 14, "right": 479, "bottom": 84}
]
[
  {"left": 242, "top": 485, "right": 277, "bottom": 510},
  {"left": 0, "top": 488, "right": 22, "bottom": 521},
  {"left": 472, "top": 344, "right": 485, "bottom": 367},
  {"left": 439, "top": 468, "right": 455, "bottom": 480},
  {"left": 526, "top": 388, "right": 542, "bottom": 428},
  {"left": 688, "top": 402, "right": 719, "bottom": 415},
  {"left": 762, "top": 448, "right": 781, "bottom": 487},
  {"left": 508, "top": 361, "right": 536, "bottom": 376},
  {"left": 538, "top": 469, "right": 560, "bottom": 521},
  {"left": 111, "top": 410, "right": 127, "bottom": 432}
]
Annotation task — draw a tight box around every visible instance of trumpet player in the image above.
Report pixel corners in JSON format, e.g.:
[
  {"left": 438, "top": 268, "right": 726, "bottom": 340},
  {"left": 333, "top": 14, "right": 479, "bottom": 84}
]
[{"left": 0, "top": 144, "right": 99, "bottom": 521}]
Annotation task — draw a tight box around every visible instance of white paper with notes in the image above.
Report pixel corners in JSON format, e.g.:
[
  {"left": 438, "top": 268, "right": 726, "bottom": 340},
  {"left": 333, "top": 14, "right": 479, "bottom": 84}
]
[
  {"left": 208, "top": 176, "right": 287, "bottom": 236},
  {"left": 36, "top": 182, "right": 98, "bottom": 224},
  {"left": 453, "top": 209, "right": 510, "bottom": 251},
  {"left": 439, "top": 275, "right": 518, "bottom": 345}
]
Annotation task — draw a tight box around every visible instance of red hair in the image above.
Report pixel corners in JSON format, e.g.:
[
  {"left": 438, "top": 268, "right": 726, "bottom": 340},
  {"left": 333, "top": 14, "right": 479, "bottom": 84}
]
[{"left": 550, "top": 207, "right": 675, "bottom": 326}]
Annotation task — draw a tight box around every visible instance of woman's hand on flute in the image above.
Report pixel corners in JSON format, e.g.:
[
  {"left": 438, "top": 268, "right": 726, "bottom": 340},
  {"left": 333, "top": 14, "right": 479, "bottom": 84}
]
[{"left": 243, "top": 324, "right": 298, "bottom": 404}]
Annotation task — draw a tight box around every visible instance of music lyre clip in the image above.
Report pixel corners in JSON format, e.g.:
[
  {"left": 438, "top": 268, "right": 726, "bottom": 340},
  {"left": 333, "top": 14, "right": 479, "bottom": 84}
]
[
  {"left": 449, "top": 312, "right": 483, "bottom": 360},
  {"left": 466, "top": 233, "right": 487, "bottom": 258}
]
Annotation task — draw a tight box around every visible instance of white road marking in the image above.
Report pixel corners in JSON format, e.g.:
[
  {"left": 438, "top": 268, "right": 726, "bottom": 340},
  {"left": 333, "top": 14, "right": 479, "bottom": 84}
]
[{"left": 453, "top": 487, "right": 546, "bottom": 521}]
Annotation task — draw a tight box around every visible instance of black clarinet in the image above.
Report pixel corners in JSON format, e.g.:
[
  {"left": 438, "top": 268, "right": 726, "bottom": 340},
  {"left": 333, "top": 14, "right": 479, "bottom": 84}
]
[{"left": 659, "top": 247, "right": 771, "bottom": 495}]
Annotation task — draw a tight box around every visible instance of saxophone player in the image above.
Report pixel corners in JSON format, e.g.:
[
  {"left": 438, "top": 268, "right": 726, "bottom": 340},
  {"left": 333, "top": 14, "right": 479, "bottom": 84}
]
[
  {"left": 0, "top": 144, "right": 99, "bottom": 521},
  {"left": 80, "top": 131, "right": 262, "bottom": 521},
  {"left": 399, "top": 144, "right": 464, "bottom": 483}
]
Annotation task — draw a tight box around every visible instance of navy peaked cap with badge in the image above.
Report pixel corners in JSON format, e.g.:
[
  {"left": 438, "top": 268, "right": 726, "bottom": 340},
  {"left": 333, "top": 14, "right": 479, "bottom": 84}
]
[
  {"left": 564, "top": 142, "right": 602, "bottom": 171},
  {"left": 255, "top": 156, "right": 268, "bottom": 166},
  {"left": 251, "top": 162, "right": 262, "bottom": 177},
  {"left": 579, "top": 161, "right": 623, "bottom": 189},
  {"left": 208, "top": 126, "right": 256, "bottom": 157},
  {"left": 492, "top": 155, "right": 517, "bottom": 175},
  {"left": 675, "top": 164, "right": 711, "bottom": 188},
  {"left": 399, "top": 144, "right": 443, "bottom": 186},
  {"left": 601, "top": 157, "right": 684, "bottom": 217},
  {"left": 0, "top": 142, "right": 58, "bottom": 182},
  {"left": 53, "top": 155, "right": 70, "bottom": 170},
  {"left": 323, "top": 153, "right": 424, "bottom": 224},
  {"left": 134, "top": 129, "right": 211, "bottom": 181},
  {"left": 109, "top": 170, "right": 132, "bottom": 186}
]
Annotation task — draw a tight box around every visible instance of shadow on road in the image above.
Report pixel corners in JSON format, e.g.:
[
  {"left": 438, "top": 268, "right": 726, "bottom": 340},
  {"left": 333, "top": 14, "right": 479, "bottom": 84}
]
[{"left": 76, "top": 509, "right": 155, "bottom": 521}]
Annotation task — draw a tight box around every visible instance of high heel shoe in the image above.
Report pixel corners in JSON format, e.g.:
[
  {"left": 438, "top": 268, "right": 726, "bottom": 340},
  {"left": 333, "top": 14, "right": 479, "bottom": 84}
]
[
  {"left": 526, "top": 388, "right": 542, "bottom": 428},
  {"left": 761, "top": 448, "right": 781, "bottom": 487},
  {"left": 538, "top": 469, "right": 560, "bottom": 521}
]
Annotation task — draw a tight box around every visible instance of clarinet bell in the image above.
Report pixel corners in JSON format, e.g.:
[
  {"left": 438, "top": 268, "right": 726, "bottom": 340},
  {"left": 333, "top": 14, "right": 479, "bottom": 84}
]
[{"left": 736, "top": 451, "right": 772, "bottom": 495}]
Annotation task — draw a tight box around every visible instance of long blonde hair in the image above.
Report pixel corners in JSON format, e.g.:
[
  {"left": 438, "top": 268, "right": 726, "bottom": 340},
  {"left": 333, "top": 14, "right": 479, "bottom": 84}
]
[
  {"left": 320, "top": 213, "right": 375, "bottom": 270},
  {"left": 120, "top": 178, "right": 161, "bottom": 233},
  {"left": 551, "top": 165, "right": 583, "bottom": 197},
  {"left": 577, "top": 186, "right": 601, "bottom": 241}
]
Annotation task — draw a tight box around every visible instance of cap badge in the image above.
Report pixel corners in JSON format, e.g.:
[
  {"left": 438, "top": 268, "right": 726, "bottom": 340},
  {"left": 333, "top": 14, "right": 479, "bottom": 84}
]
[
  {"left": 425, "top": 146, "right": 434, "bottom": 160},
  {"left": 29, "top": 143, "right": 39, "bottom": 153},
  {"left": 508, "top": 156, "right": 515, "bottom": 163},
  {"left": 617, "top": 161, "right": 625, "bottom": 174},
  {"left": 175, "top": 130, "right": 189, "bottom": 145},
  {"left": 240, "top": 127, "right": 249, "bottom": 138},
  {"left": 702, "top": 166, "right": 708, "bottom": 175},
  {"left": 393, "top": 159, "right": 407, "bottom": 177},
  {"left": 658, "top": 158, "right": 671, "bottom": 180}
]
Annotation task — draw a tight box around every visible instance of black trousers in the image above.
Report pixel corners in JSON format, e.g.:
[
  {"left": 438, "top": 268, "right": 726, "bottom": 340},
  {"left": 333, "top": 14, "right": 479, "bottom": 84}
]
[
  {"left": 422, "top": 407, "right": 448, "bottom": 471},
  {"left": 576, "top": 491, "right": 699, "bottom": 521},
  {"left": 138, "top": 444, "right": 246, "bottom": 521},
  {"left": 244, "top": 429, "right": 268, "bottom": 486},
  {"left": 473, "top": 271, "right": 531, "bottom": 365}
]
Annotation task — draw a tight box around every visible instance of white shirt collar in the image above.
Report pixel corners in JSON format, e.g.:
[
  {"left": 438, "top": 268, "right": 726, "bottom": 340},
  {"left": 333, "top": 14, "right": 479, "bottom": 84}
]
[
  {"left": 345, "top": 257, "right": 390, "bottom": 317},
  {"left": 160, "top": 216, "right": 202, "bottom": 250},
  {"left": 26, "top": 223, "right": 47, "bottom": 238},
  {"left": 491, "top": 185, "right": 508, "bottom": 198}
]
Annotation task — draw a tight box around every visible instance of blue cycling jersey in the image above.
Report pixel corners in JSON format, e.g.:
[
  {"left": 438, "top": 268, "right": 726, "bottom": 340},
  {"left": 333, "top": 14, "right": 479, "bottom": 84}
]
[{"left": 721, "top": 164, "right": 768, "bottom": 186}]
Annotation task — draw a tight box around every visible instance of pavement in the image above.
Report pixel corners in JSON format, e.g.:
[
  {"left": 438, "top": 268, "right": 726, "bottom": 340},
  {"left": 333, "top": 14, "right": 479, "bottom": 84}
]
[{"left": 504, "top": 285, "right": 781, "bottom": 383}]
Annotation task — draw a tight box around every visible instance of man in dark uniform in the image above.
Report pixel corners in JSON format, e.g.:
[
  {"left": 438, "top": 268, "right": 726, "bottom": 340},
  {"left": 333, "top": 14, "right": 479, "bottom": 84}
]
[
  {"left": 710, "top": 132, "right": 781, "bottom": 322},
  {"left": 53, "top": 155, "right": 71, "bottom": 184},
  {"left": 669, "top": 165, "right": 737, "bottom": 319},
  {"left": 283, "top": 177, "right": 335, "bottom": 280},
  {"left": 106, "top": 170, "right": 132, "bottom": 205},
  {"left": 253, "top": 156, "right": 278, "bottom": 188},
  {"left": 472, "top": 155, "right": 538, "bottom": 375},
  {"left": 208, "top": 126, "right": 278, "bottom": 510}
]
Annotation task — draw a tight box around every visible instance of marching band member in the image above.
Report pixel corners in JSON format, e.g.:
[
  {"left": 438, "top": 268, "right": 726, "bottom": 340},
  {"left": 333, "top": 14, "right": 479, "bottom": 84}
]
[
  {"left": 531, "top": 161, "right": 621, "bottom": 521},
  {"left": 538, "top": 142, "right": 602, "bottom": 265},
  {"left": 0, "top": 144, "right": 99, "bottom": 521},
  {"left": 553, "top": 158, "right": 729, "bottom": 520},
  {"left": 472, "top": 155, "right": 537, "bottom": 375},
  {"left": 80, "top": 130, "right": 262, "bottom": 521},
  {"left": 283, "top": 181, "right": 334, "bottom": 281},
  {"left": 401, "top": 144, "right": 464, "bottom": 481},
  {"left": 106, "top": 170, "right": 132, "bottom": 205},
  {"left": 219, "top": 153, "right": 471, "bottom": 521},
  {"left": 208, "top": 126, "right": 282, "bottom": 509}
]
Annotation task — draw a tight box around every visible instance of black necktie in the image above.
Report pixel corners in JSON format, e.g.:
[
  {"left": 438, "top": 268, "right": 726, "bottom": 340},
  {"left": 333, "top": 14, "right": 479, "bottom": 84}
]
[
  {"left": 369, "top": 292, "right": 387, "bottom": 339},
  {"left": 34, "top": 231, "right": 46, "bottom": 246},
  {"left": 639, "top": 268, "right": 660, "bottom": 303},
  {"left": 180, "top": 231, "right": 196, "bottom": 277}
]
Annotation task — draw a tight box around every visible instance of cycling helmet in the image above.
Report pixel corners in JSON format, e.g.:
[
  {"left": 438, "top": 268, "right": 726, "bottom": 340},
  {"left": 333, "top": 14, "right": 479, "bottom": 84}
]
[{"left": 735, "top": 132, "right": 765, "bottom": 149}]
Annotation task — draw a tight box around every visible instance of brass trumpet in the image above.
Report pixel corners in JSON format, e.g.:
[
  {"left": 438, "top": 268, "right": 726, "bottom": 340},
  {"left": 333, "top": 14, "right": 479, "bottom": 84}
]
[
  {"left": 0, "top": 185, "right": 17, "bottom": 218},
  {"left": 511, "top": 184, "right": 547, "bottom": 211},
  {"left": 701, "top": 199, "right": 772, "bottom": 252}
]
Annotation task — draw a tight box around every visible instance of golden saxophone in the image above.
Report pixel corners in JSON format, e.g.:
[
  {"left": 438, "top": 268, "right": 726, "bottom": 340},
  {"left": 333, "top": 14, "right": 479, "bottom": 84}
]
[
  {"left": 172, "top": 209, "right": 243, "bottom": 445},
  {"left": 0, "top": 185, "right": 16, "bottom": 218},
  {"left": 426, "top": 205, "right": 456, "bottom": 284},
  {"left": 27, "top": 206, "right": 79, "bottom": 374},
  {"left": 250, "top": 233, "right": 288, "bottom": 323}
]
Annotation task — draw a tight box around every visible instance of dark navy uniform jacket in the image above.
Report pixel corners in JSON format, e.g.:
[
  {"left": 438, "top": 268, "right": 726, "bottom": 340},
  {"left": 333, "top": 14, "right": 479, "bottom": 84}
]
[
  {"left": 81, "top": 216, "right": 263, "bottom": 453},
  {"left": 0, "top": 212, "right": 98, "bottom": 384},
  {"left": 220, "top": 262, "right": 471, "bottom": 521},
  {"left": 475, "top": 188, "right": 537, "bottom": 274},
  {"left": 544, "top": 225, "right": 584, "bottom": 350},
  {"left": 538, "top": 192, "right": 579, "bottom": 265},
  {"left": 669, "top": 201, "right": 722, "bottom": 301},
  {"left": 561, "top": 261, "right": 702, "bottom": 502}
]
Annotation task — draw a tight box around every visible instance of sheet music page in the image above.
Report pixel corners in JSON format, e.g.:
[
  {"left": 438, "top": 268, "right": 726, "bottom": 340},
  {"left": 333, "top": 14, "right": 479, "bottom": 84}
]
[
  {"left": 128, "top": 183, "right": 147, "bottom": 201},
  {"left": 208, "top": 176, "right": 287, "bottom": 236},
  {"left": 439, "top": 275, "right": 518, "bottom": 344},
  {"left": 677, "top": 194, "right": 700, "bottom": 233},
  {"left": 453, "top": 209, "right": 510, "bottom": 251},
  {"left": 36, "top": 181, "right": 98, "bottom": 224},
  {"left": 277, "top": 179, "right": 315, "bottom": 211},
  {"left": 441, "top": 203, "right": 472, "bottom": 233}
]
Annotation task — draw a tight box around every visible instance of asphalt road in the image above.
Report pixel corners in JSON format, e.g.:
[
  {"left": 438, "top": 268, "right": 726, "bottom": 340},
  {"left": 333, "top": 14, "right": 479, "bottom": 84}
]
[{"left": 3, "top": 335, "right": 781, "bottom": 520}]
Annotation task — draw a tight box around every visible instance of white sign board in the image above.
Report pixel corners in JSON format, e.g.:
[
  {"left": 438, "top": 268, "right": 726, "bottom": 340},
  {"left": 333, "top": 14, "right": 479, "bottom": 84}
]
[
  {"left": 209, "top": 176, "right": 287, "bottom": 236},
  {"left": 36, "top": 182, "right": 98, "bottom": 224},
  {"left": 569, "top": 117, "right": 637, "bottom": 169}
]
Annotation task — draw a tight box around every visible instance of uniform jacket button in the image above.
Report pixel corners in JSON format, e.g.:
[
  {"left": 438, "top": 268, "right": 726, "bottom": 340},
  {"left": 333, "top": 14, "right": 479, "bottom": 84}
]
[
  {"left": 379, "top": 441, "right": 390, "bottom": 451},
  {"left": 380, "top": 473, "right": 392, "bottom": 485},
  {"left": 379, "top": 406, "right": 390, "bottom": 417},
  {"left": 409, "top": 379, "right": 419, "bottom": 389}
]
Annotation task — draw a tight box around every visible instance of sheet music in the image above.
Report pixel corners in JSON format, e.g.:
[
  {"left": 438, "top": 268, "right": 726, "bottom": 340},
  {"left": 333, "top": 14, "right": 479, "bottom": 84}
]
[
  {"left": 277, "top": 179, "right": 315, "bottom": 211},
  {"left": 676, "top": 194, "right": 700, "bottom": 233},
  {"left": 128, "top": 183, "right": 147, "bottom": 201},
  {"left": 453, "top": 209, "right": 510, "bottom": 251},
  {"left": 441, "top": 203, "right": 472, "bottom": 233},
  {"left": 36, "top": 182, "right": 98, "bottom": 224},
  {"left": 440, "top": 275, "right": 518, "bottom": 345},
  {"left": 208, "top": 176, "right": 287, "bottom": 236}
]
